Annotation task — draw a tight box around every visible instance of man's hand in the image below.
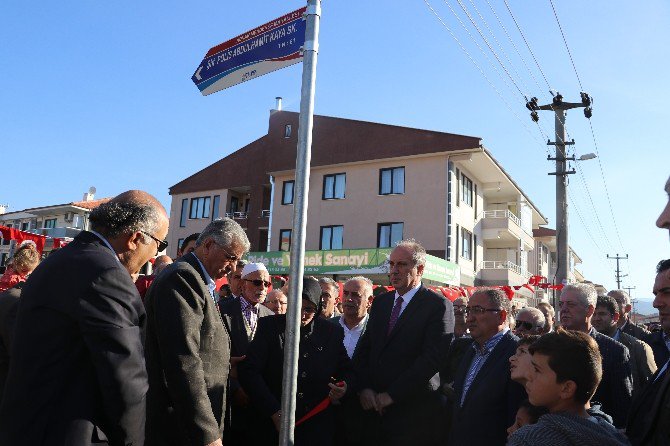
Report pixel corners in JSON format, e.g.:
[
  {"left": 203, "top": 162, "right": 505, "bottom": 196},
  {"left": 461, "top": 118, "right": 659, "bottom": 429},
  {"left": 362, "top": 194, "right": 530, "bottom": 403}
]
[
  {"left": 232, "top": 387, "right": 250, "bottom": 407},
  {"left": 328, "top": 381, "right": 347, "bottom": 402},
  {"left": 359, "top": 388, "right": 379, "bottom": 411},
  {"left": 229, "top": 355, "right": 246, "bottom": 380},
  {"left": 375, "top": 392, "right": 394, "bottom": 415},
  {"left": 205, "top": 439, "right": 223, "bottom": 446},
  {"left": 271, "top": 411, "right": 282, "bottom": 432}
]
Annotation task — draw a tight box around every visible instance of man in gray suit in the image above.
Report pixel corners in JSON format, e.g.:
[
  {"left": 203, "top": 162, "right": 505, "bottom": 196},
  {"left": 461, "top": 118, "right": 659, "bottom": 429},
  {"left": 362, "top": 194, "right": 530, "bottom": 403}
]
[
  {"left": 608, "top": 289, "right": 650, "bottom": 340},
  {"left": 593, "top": 295, "right": 656, "bottom": 395},
  {"left": 144, "top": 218, "right": 249, "bottom": 446}
]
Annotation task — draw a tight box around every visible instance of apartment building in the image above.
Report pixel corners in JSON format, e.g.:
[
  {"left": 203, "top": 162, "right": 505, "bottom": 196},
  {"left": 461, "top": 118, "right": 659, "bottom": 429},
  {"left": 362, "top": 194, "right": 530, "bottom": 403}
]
[
  {"left": 169, "top": 109, "right": 549, "bottom": 298},
  {"left": 0, "top": 190, "right": 109, "bottom": 266}
]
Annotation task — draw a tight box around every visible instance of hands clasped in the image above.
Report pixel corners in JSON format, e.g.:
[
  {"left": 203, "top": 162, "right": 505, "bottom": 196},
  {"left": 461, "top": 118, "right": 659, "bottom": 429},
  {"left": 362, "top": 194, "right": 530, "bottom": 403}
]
[{"left": 359, "top": 389, "right": 393, "bottom": 415}]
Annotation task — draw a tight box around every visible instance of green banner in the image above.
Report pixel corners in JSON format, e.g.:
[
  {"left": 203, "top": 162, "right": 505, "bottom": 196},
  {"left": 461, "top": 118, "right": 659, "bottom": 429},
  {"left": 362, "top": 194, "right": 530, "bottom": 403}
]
[{"left": 246, "top": 248, "right": 460, "bottom": 285}]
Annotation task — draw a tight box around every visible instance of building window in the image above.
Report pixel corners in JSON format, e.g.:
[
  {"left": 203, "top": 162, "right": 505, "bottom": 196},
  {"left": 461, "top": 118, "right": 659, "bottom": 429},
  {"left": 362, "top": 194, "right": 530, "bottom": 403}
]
[
  {"left": 21, "top": 222, "right": 29, "bottom": 231},
  {"left": 190, "top": 196, "right": 211, "bottom": 219},
  {"left": 180, "top": 199, "right": 188, "bottom": 227},
  {"left": 320, "top": 225, "right": 343, "bottom": 250},
  {"left": 284, "top": 124, "right": 292, "bottom": 138},
  {"left": 323, "top": 173, "right": 346, "bottom": 200},
  {"left": 177, "top": 238, "right": 184, "bottom": 251},
  {"left": 212, "top": 195, "right": 220, "bottom": 220},
  {"left": 282, "top": 181, "right": 294, "bottom": 205},
  {"left": 378, "top": 222, "right": 403, "bottom": 248},
  {"left": 279, "top": 229, "right": 292, "bottom": 251},
  {"left": 461, "top": 173, "right": 473, "bottom": 207},
  {"left": 379, "top": 167, "right": 405, "bottom": 195},
  {"left": 461, "top": 228, "right": 473, "bottom": 260},
  {"left": 44, "top": 219, "right": 57, "bottom": 229}
]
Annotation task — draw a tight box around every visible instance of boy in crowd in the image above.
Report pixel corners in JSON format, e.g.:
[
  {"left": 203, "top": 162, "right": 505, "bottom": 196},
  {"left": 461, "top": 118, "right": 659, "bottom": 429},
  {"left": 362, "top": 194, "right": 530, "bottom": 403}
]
[{"left": 508, "top": 329, "right": 630, "bottom": 446}]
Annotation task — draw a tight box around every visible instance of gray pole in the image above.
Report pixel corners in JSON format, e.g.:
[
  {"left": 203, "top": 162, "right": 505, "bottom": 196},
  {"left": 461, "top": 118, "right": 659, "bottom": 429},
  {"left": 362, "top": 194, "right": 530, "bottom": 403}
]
[
  {"left": 279, "top": 1, "right": 321, "bottom": 445},
  {"left": 555, "top": 109, "right": 569, "bottom": 294}
]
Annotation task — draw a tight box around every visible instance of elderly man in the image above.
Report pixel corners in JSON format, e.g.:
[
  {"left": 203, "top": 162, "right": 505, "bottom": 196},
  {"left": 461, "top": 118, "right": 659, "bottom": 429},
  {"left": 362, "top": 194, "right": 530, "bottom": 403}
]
[
  {"left": 593, "top": 295, "right": 656, "bottom": 395},
  {"left": 453, "top": 296, "right": 468, "bottom": 338},
  {"left": 559, "top": 283, "right": 633, "bottom": 427},
  {"left": 319, "top": 277, "right": 341, "bottom": 319},
  {"left": 537, "top": 301, "right": 555, "bottom": 333},
  {"left": 219, "top": 262, "right": 274, "bottom": 443},
  {"left": 0, "top": 190, "right": 168, "bottom": 445},
  {"left": 607, "top": 289, "right": 650, "bottom": 340},
  {"left": 627, "top": 259, "right": 670, "bottom": 445},
  {"left": 135, "top": 254, "right": 173, "bottom": 299},
  {"left": 144, "top": 218, "right": 249, "bottom": 446},
  {"left": 354, "top": 239, "right": 453, "bottom": 446},
  {"left": 449, "top": 288, "right": 526, "bottom": 445},
  {"left": 657, "top": 175, "right": 670, "bottom": 236},
  {"left": 263, "top": 289, "right": 288, "bottom": 314},
  {"left": 513, "top": 306, "right": 546, "bottom": 336}
]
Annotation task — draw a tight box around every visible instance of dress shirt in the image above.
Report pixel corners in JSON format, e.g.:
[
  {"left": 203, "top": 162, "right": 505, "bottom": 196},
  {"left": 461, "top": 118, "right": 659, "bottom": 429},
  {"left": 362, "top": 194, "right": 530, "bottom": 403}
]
[
  {"left": 613, "top": 329, "right": 621, "bottom": 342},
  {"left": 191, "top": 253, "right": 216, "bottom": 302},
  {"left": 664, "top": 331, "right": 670, "bottom": 353},
  {"left": 339, "top": 314, "right": 368, "bottom": 358},
  {"left": 393, "top": 282, "right": 422, "bottom": 317},
  {"left": 239, "top": 295, "right": 260, "bottom": 332},
  {"left": 460, "top": 328, "right": 509, "bottom": 406},
  {"left": 88, "top": 230, "right": 121, "bottom": 263}
]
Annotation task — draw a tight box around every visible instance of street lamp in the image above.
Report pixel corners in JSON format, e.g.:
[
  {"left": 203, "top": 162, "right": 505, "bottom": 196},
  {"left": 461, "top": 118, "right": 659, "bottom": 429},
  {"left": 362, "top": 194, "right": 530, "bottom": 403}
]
[{"left": 578, "top": 153, "right": 597, "bottom": 161}]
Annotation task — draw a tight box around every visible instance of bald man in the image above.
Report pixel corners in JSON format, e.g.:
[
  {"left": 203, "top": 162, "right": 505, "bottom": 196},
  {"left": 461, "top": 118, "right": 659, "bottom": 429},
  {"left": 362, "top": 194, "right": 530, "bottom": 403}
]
[{"left": 0, "top": 190, "right": 169, "bottom": 446}]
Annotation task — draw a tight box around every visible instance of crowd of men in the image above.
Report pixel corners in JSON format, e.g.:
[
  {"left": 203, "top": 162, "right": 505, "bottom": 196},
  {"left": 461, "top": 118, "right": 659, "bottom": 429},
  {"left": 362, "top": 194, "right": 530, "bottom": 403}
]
[{"left": 0, "top": 174, "right": 667, "bottom": 446}]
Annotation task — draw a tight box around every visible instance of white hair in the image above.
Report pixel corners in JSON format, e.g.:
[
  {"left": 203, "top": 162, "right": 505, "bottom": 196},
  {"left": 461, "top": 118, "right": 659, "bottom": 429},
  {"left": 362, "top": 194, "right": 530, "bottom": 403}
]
[
  {"left": 563, "top": 283, "right": 598, "bottom": 307},
  {"left": 344, "top": 276, "right": 374, "bottom": 297}
]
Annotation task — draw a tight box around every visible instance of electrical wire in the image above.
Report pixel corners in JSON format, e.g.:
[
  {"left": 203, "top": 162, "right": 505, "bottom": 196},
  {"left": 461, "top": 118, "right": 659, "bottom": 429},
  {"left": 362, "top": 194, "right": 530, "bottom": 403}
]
[{"left": 547, "top": 0, "right": 583, "bottom": 91}]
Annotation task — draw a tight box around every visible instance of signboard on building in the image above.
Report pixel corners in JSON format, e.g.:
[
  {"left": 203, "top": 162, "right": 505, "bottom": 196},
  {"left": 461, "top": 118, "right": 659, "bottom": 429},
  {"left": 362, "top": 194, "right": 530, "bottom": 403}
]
[
  {"left": 192, "top": 7, "right": 307, "bottom": 96},
  {"left": 246, "top": 248, "right": 460, "bottom": 285}
]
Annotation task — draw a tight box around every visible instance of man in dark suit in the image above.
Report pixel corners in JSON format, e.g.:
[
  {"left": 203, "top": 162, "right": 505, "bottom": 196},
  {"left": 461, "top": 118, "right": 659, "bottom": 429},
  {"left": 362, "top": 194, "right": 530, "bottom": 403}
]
[
  {"left": 559, "top": 283, "right": 633, "bottom": 428},
  {"left": 0, "top": 282, "right": 23, "bottom": 403},
  {"left": 609, "top": 289, "right": 651, "bottom": 340},
  {"left": 144, "top": 218, "right": 249, "bottom": 446},
  {"left": 448, "top": 288, "right": 526, "bottom": 446},
  {"left": 239, "top": 277, "right": 354, "bottom": 446},
  {"left": 627, "top": 259, "right": 670, "bottom": 445},
  {"left": 218, "top": 262, "right": 274, "bottom": 443},
  {"left": 354, "top": 240, "right": 453, "bottom": 446},
  {"left": 0, "top": 190, "right": 169, "bottom": 445},
  {"left": 645, "top": 329, "right": 670, "bottom": 368}
]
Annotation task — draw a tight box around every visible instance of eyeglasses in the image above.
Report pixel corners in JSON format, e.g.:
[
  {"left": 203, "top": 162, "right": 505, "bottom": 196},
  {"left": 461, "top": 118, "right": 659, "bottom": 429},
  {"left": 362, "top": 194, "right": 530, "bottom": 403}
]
[
  {"left": 219, "top": 246, "right": 240, "bottom": 262},
  {"left": 464, "top": 306, "right": 501, "bottom": 316},
  {"left": 244, "top": 279, "right": 271, "bottom": 288},
  {"left": 453, "top": 304, "right": 467, "bottom": 313},
  {"left": 515, "top": 321, "right": 536, "bottom": 331},
  {"left": 141, "top": 231, "right": 168, "bottom": 253}
]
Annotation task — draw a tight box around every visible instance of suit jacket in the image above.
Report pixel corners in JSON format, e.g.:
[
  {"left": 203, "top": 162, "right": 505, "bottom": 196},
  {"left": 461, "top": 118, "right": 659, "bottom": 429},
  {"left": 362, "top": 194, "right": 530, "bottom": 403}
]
[
  {"left": 144, "top": 253, "right": 231, "bottom": 446},
  {"left": 622, "top": 319, "right": 651, "bottom": 340},
  {"left": 0, "top": 231, "right": 147, "bottom": 446},
  {"left": 0, "top": 283, "right": 22, "bottom": 404},
  {"left": 592, "top": 330, "right": 634, "bottom": 428},
  {"left": 353, "top": 285, "right": 452, "bottom": 446},
  {"left": 617, "top": 331, "right": 657, "bottom": 395},
  {"left": 238, "top": 315, "right": 354, "bottom": 446},
  {"left": 644, "top": 331, "right": 669, "bottom": 369},
  {"left": 449, "top": 331, "right": 526, "bottom": 446},
  {"left": 626, "top": 366, "right": 670, "bottom": 445}
]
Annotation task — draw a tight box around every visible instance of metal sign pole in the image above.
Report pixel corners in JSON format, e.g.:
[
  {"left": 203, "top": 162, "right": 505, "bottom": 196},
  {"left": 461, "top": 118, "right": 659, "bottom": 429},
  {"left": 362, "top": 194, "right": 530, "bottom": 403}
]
[{"left": 279, "top": 1, "right": 321, "bottom": 445}]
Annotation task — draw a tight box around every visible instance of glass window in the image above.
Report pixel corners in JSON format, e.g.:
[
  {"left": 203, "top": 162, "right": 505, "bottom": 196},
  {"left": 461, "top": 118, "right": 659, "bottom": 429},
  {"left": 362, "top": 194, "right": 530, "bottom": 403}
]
[
  {"left": 21, "top": 222, "right": 29, "bottom": 231},
  {"left": 279, "top": 229, "right": 292, "bottom": 252},
  {"left": 378, "top": 222, "right": 404, "bottom": 248},
  {"left": 320, "top": 225, "right": 343, "bottom": 250},
  {"left": 177, "top": 238, "right": 184, "bottom": 250},
  {"left": 379, "top": 167, "right": 405, "bottom": 195},
  {"left": 189, "top": 197, "right": 211, "bottom": 219},
  {"left": 44, "top": 218, "right": 57, "bottom": 229},
  {"left": 285, "top": 124, "right": 292, "bottom": 138},
  {"left": 461, "top": 173, "right": 473, "bottom": 207},
  {"left": 323, "top": 173, "right": 346, "bottom": 200},
  {"left": 212, "top": 195, "right": 220, "bottom": 220},
  {"left": 461, "top": 228, "right": 473, "bottom": 260},
  {"left": 203, "top": 197, "right": 211, "bottom": 219},
  {"left": 180, "top": 199, "right": 188, "bottom": 227},
  {"left": 282, "top": 181, "right": 294, "bottom": 205}
]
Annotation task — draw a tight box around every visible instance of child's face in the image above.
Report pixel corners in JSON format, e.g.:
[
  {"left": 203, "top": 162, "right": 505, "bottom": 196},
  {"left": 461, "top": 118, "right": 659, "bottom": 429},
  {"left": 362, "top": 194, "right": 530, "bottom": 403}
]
[
  {"left": 509, "top": 344, "right": 533, "bottom": 383},
  {"left": 506, "top": 407, "right": 533, "bottom": 438},
  {"left": 525, "top": 353, "right": 564, "bottom": 409}
]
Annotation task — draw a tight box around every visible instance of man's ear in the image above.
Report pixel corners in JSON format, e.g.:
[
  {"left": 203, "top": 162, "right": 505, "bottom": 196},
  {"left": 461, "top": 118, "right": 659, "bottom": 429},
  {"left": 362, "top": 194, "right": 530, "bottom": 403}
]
[
  {"left": 586, "top": 304, "right": 595, "bottom": 318},
  {"left": 416, "top": 263, "right": 425, "bottom": 276},
  {"left": 612, "top": 311, "right": 620, "bottom": 323},
  {"left": 625, "top": 304, "right": 632, "bottom": 314},
  {"left": 499, "top": 309, "right": 508, "bottom": 325},
  {"left": 127, "top": 232, "right": 144, "bottom": 251},
  {"left": 559, "top": 380, "right": 578, "bottom": 401}
]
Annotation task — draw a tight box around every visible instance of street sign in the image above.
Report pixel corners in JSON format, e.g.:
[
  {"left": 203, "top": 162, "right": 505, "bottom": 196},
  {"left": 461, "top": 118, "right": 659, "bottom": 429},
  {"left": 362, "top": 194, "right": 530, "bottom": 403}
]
[{"left": 192, "top": 7, "right": 307, "bottom": 96}]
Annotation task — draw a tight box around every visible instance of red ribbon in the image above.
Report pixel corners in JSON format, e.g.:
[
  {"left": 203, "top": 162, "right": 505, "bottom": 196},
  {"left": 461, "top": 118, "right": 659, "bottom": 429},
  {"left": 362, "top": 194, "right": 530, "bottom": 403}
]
[{"left": 294, "top": 381, "right": 344, "bottom": 427}]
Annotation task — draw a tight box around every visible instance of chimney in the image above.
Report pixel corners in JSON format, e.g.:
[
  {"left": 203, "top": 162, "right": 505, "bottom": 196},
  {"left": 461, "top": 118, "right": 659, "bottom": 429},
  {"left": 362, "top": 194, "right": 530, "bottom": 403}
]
[
  {"left": 275, "top": 96, "right": 282, "bottom": 111},
  {"left": 0, "top": 205, "right": 6, "bottom": 215},
  {"left": 83, "top": 186, "right": 96, "bottom": 202}
]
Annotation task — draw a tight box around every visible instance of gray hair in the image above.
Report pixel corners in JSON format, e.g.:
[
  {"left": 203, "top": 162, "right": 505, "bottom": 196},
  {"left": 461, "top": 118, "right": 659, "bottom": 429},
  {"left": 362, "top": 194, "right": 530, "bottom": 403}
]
[
  {"left": 607, "top": 289, "right": 630, "bottom": 306},
  {"left": 471, "top": 287, "right": 511, "bottom": 313},
  {"left": 563, "top": 283, "right": 598, "bottom": 307},
  {"left": 345, "top": 276, "right": 374, "bottom": 297},
  {"left": 537, "top": 301, "right": 554, "bottom": 313},
  {"left": 394, "top": 238, "right": 427, "bottom": 267},
  {"left": 90, "top": 201, "right": 161, "bottom": 238},
  {"left": 516, "top": 307, "right": 546, "bottom": 329},
  {"left": 318, "top": 277, "right": 338, "bottom": 290},
  {"left": 196, "top": 218, "right": 250, "bottom": 253}
]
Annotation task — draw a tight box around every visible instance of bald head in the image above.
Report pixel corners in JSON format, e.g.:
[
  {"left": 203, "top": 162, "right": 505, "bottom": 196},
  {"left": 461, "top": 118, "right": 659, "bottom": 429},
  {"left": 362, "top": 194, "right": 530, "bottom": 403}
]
[{"left": 153, "top": 255, "right": 173, "bottom": 275}]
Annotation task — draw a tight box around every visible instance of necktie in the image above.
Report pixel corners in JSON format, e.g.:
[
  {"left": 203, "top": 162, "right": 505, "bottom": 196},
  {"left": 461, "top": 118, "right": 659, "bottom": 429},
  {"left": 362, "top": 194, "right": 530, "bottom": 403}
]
[{"left": 387, "top": 296, "right": 404, "bottom": 336}]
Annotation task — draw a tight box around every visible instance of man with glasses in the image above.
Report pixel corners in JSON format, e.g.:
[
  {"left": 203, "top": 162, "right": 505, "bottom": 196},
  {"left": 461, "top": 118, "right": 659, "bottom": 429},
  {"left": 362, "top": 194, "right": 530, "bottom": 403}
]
[
  {"left": 219, "top": 263, "right": 274, "bottom": 444},
  {"left": 452, "top": 296, "right": 468, "bottom": 338},
  {"left": 144, "top": 218, "right": 250, "bottom": 446},
  {"left": 0, "top": 190, "right": 169, "bottom": 446},
  {"left": 513, "top": 307, "right": 546, "bottom": 336},
  {"left": 263, "top": 289, "right": 288, "bottom": 314},
  {"left": 449, "top": 288, "right": 526, "bottom": 446}
]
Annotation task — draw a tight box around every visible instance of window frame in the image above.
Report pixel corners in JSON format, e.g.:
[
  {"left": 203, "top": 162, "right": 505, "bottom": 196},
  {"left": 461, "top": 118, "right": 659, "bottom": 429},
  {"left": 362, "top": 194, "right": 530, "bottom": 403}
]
[
  {"left": 461, "top": 173, "right": 473, "bottom": 207},
  {"left": 212, "top": 195, "right": 220, "bottom": 220},
  {"left": 282, "top": 180, "right": 295, "bottom": 205},
  {"left": 322, "top": 173, "right": 346, "bottom": 200},
  {"left": 377, "top": 222, "right": 404, "bottom": 248},
  {"left": 379, "top": 166, "right": 405, "bottom": 195},
  {"left": 320, "top": 225, "right": 344, "bottom": 250},
  {"left": 279, "top": 229, "right": 292, "bottom": 252},
  {"left": 180, "top": 198, "right": 188, "bottom": 227},
  {"left": 44, "top": 218, "right": 57, "bottom": 229},
  {"left": 461, "top": 228, "right": 473, "bottom": 260},
  {"left": 189, "top": 196, "right": 211, "bottom": 220}
]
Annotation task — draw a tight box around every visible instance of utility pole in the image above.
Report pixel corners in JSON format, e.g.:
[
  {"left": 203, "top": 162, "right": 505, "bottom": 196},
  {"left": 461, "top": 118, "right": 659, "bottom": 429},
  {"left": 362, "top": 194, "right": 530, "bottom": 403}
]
[
  {"left": 527, "top": 92, "right": 592, "bottom": 303},
  {"left": 623, "top": 285, "right": 637, "bottom": 324},
  {"left": 607, "top": 253, "right": 629, "bottom": 289}
]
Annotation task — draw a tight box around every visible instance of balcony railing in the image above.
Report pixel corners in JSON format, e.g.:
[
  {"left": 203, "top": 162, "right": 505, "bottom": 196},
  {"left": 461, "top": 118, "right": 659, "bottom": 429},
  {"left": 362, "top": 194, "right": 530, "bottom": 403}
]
[
  {"left": 480, "top": 260, "right": 532, "bottom": 279},
  {"left": 26, "top": 227, "right": 82, "bottom": 238},
  {"left": 261, "top": 210, "right": 271, "bottom": 218},
  {"left": 482, "top": 210, "right": 522, "bottom": 228}
]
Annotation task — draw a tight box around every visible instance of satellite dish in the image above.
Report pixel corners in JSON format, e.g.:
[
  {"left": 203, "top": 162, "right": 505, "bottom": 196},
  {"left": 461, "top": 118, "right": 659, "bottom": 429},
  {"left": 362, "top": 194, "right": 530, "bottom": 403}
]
[{"left": 88, "top": 186, "right": 97, "bottom": 195}]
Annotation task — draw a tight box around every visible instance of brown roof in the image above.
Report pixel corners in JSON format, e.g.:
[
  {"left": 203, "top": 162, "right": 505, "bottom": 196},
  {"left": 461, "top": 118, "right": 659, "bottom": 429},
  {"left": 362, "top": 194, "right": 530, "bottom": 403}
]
[
  {"left": 170, "top": 111, "right": 481, "bottom": 194},
  {"left": 533, "top": 227, "right": 556, "bottom": 237},
  {"left": 71, "top": 198, "right": 111, "bottom": 210}
]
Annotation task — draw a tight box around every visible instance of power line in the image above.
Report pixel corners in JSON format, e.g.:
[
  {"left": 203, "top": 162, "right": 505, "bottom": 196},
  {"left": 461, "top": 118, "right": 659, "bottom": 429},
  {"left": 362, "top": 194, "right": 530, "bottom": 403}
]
[
  {"left": 569, "top": 194, "right": 606, "bottom": 255},
  {"left": 547, "top": 0, "right": 583, "bottom": 91},
  {"left": 573, "top": 159, "right": 615, "bottom": 252}
]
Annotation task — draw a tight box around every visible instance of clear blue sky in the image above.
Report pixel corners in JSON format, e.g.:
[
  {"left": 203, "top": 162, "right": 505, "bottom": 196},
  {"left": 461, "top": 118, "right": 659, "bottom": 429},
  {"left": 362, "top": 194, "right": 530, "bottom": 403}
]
[{"left": 1, "top": 1, "right": 668, "bottom": 306}]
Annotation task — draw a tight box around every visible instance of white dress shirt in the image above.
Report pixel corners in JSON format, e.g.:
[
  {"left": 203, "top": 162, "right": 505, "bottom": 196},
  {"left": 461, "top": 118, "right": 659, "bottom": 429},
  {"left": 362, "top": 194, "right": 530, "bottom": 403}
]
[{"left": 339, "top": 314, "right": 368, "bottom": 358}]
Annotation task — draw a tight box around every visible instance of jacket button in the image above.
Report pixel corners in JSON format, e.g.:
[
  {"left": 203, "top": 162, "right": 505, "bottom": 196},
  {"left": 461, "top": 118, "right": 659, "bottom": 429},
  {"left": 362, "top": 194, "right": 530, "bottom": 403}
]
[
  {"left": 317, "top": 346, "right": 323, "bottom": 351},
  {"left": 301, "top": 371, "right": 307, "bottom": 378},
  {"left": 303, "top": 353, "right": 309, "bottom": 358},
  {"left": 298, "top": 392, "right": 304, "bottom": 398}
]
